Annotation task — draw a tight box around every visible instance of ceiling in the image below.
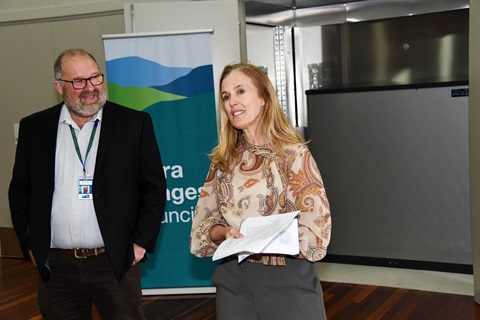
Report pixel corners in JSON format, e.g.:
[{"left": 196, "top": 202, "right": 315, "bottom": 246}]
[
  {"left": 243, "top": 0, "right": 469, "bottom": 26},
  {"left": 244, "top": 0, "right": 366, "bottom": 16}
]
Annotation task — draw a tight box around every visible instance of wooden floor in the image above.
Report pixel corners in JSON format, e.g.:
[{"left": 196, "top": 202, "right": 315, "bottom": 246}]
[{"left": 1, "top": 257, "right": 479, "bottom": 320}]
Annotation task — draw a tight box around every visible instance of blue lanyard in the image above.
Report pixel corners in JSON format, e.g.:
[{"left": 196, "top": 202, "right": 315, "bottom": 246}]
[{"left": 69, "top": 119, "right": 99, "bottom": 177}]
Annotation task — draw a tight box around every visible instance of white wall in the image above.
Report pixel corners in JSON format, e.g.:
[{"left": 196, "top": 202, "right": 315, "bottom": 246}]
[{"left": 0, "top": 0, "right": 169, "bottom": 22}]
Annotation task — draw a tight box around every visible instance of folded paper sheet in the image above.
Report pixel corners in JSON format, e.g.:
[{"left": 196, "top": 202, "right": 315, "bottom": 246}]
[{"left": 212, "top": 211, "right": 300, "bottom": 262}]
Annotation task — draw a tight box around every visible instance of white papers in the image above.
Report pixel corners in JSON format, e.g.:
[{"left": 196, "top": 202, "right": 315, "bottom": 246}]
[{"left": 212, "top": 211, "right": 300, "bottom": 262}]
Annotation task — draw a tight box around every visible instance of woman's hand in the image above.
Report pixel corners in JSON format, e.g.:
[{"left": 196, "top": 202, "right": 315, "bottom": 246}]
[
  {"left": 210, "top": 225, "right": 244, "bottom": 244},
  {"left": 224, "top": 226, "right": 244, "bottom": 239}
]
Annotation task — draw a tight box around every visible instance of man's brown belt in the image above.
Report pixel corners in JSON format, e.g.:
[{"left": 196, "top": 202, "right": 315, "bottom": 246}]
[{"left": 54, "top": 248, "right": 106, "bottom": 259}]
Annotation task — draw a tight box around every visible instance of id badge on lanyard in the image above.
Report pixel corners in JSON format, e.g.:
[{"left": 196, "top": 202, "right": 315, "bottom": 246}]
[
  {"left": 70, "top": 119, "right": 99, "bottom": 200},
  {"left": 78, "top": 175, "right": 94, "bottom": 199}
]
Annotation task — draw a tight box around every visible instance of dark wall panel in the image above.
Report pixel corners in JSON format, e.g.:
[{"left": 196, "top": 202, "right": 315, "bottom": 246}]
[{"left": 307, "top": 84, "right": 471, "bottom": 264}]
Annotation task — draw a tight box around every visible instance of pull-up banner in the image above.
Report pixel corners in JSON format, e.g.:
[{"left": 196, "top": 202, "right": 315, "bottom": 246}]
[{"left": 103, "top": 31, "right": 219, "bottom": 293}]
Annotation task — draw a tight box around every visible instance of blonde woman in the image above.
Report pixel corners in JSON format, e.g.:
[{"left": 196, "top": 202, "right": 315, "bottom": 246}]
[{"left": 190, "top": 62, "right": 331, "bottom": 320}]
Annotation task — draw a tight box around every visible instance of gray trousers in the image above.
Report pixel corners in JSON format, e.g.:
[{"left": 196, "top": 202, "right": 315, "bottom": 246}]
[{"left": 212, "top": 257, "right": 327, "bottom": 320}]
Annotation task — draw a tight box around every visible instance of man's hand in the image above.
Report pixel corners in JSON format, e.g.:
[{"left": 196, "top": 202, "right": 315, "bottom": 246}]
[
  {"left": 132, "top": 243, "right": 146, "bottom": 266},
  {"left": 28, "top": 250, "right": 37, "bottom": 267}
]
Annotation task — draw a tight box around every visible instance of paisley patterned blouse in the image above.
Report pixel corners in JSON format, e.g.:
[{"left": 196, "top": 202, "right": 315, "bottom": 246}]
[{"left": 190, "top": 136, "right": 331, "bottom": 265}]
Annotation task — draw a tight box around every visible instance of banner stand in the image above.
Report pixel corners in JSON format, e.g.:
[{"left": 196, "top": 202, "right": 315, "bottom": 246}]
[{"left": 103, "top": 30, "right": 219, "bottom": 295}]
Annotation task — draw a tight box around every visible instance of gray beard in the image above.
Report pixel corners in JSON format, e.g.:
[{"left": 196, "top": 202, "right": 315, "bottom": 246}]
[{"left": 64, "top": 90, "right": 107, "bottom": 118}]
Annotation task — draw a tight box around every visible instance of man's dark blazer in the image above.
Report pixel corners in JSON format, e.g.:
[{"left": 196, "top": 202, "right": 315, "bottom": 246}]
[{"left": 9, "top": 101, "right": 167, "bottom": 281}]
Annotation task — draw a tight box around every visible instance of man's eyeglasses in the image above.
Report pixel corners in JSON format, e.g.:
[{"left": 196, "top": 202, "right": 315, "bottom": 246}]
[{"left": 57, "top": 73, "right": 104, "bottom": 90}]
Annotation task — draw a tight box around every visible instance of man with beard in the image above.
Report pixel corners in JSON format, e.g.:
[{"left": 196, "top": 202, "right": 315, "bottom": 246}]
[{"left": 9, "top": 48, "right": 167, "bottom": 319}]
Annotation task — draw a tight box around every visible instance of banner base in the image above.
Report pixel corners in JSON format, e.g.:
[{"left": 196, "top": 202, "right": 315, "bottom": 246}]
[{"left": 142, "top": 286, "right": 216, "bottom": 296}]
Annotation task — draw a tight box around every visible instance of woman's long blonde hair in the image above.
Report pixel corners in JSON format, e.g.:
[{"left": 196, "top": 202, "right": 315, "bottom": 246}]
[{"left": 210, "top": 62, "right": 304, "bottom": 172}]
